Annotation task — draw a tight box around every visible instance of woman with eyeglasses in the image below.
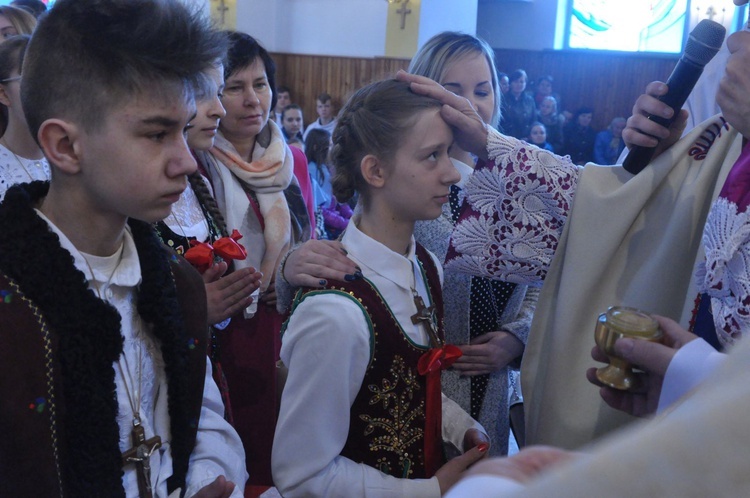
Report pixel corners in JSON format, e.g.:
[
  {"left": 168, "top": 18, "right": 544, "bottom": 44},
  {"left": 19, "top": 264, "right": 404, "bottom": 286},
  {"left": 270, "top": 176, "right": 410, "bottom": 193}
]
[{"left": 0, "top": 35, "right": 49, "bottom": 200}]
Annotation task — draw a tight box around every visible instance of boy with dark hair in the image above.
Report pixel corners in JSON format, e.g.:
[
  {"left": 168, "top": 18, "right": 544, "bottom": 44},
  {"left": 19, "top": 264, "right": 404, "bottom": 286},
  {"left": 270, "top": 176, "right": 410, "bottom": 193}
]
[
  {"left": 0, "top": 0, "right": 247, "bottom": 496},
  {"left": 302, "top": 91, "right": 337, "bottom": 140},
  {"left": 274, "top": 85, "right": 292, "bottom": 126},
  {"left": 280, "top": 103, "right": 304, "bottom": 145}
]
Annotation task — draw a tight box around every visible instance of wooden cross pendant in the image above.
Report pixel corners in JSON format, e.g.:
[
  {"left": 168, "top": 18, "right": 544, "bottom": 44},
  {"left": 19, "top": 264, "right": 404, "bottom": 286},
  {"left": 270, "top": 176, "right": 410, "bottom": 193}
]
[
  {"left": 122, "top": 422, "right": 162, "bottom": 498},
  {"left": 411, "top": 291, "right": 442, "bottom": 347}
]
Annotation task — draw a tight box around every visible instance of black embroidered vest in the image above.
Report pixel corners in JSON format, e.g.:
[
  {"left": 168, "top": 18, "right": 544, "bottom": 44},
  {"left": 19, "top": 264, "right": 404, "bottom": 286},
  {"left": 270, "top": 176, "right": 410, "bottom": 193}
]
[
  {"left": 288, "top": 244, "right": 445, "bottom": 479},
  {"left": 0, "top": 182, "right": 209, "bottom": 498}
]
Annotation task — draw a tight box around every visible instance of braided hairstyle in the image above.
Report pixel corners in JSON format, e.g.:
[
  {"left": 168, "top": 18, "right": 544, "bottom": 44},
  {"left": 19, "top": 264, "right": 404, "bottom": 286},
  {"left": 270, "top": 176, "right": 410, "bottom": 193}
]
[
  {"left": 330, "top": 79, "right": 441, "bottom": 208},
  {"left": 187, "top": 171, "right": 229, "bottom": 238}
]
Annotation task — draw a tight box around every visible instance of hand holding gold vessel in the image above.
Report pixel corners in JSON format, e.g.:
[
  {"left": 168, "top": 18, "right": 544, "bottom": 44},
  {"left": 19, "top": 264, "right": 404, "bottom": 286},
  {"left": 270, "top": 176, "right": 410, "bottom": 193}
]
[{"left": 594, "top": 306, "right": 663, "bottom": 391}]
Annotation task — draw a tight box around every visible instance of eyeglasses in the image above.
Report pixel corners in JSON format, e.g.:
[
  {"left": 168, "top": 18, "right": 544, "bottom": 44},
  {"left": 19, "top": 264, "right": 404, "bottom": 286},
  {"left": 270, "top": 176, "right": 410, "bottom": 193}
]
[{"left": 0, "top": 75, "right": 21, "bottom": 84}]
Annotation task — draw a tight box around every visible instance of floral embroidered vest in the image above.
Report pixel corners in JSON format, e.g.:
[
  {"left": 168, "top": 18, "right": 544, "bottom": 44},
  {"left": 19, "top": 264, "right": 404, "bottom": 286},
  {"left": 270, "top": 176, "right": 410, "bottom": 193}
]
[{"left": 292, "top": 244, "right": 445, "bottom": 479}]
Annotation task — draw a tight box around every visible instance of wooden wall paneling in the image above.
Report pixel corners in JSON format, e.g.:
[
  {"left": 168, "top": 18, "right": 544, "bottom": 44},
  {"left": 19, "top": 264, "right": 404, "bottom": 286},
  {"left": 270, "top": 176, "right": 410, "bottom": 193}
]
[
  {"left": 272, "top": 53, "right": 409, "bottom": 132},
  {"left": 272, "top": 50, "right": 680, "bottom": 135}
]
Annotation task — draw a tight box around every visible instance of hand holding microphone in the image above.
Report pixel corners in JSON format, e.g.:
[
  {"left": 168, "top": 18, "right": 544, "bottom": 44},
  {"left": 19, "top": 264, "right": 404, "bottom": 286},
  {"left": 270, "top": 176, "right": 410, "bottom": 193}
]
[{"left": 623, "top": 20, "right": 726, "bottom": 174}]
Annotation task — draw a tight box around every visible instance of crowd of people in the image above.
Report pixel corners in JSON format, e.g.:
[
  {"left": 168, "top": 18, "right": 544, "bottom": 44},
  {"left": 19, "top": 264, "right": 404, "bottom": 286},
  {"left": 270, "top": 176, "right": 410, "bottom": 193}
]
[
  {"left": 270, "top": 87, "right": 354, "bottom": 240},
  {"left": 497, "top": 69, "right": 626, "bottom": 165},
  {"left": 1, "top": 0, "right": 749, "bottom": 497}
]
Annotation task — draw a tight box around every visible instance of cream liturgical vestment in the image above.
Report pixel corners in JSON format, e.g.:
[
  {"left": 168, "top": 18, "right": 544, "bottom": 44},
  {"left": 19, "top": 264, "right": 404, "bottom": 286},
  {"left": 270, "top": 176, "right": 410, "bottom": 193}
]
[
  {"left": 445, "top": 330, "right": 750, "bottom": 497},
  {"left": 446, "top": 116, "right": 743, "bottom": 448}
]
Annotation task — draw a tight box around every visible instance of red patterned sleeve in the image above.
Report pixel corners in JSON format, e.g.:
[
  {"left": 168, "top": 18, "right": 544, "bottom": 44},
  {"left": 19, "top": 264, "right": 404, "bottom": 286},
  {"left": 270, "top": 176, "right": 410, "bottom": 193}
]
[{"left": 446, "top": 128, "right": 582, "bottom": 285}]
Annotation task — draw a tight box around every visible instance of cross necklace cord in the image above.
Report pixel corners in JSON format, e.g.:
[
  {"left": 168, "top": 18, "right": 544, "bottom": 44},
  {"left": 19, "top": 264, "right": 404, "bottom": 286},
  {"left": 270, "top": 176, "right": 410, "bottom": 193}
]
[
  {"left": 82, "top": 248, "right": 161, "bottom": 498},
  {"left": 118, "top": 347, "right": 161, "bottom": 498},
  {"left": 409, "top": 259, "right": 442, "bottom": 347}
]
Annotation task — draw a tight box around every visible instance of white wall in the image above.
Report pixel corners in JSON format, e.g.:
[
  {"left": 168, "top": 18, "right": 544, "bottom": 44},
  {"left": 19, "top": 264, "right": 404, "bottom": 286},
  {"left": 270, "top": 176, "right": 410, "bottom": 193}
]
[
  {"left": 418, "top": 0, "right": 479, "bottom": 47},
  {"left": 237, "top": 0, "right": 389, "bottom": 57},
  {"left": 225, "top": 0, "right": 560, "bottom": 56},
  {"left": 476, "top": 0, "right": 560, "bottom": 50},
  {"left": 233, "top": 0, "right": 481, "bottom": 58},
  {"left": 235, "top": 0, "right": 283, "bottom": 51}
]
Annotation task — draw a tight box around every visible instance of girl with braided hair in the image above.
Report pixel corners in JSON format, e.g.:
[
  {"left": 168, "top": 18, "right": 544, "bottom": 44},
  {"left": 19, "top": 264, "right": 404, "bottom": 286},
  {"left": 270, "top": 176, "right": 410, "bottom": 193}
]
[
  {"left": 155, "top": 60, "right": 262, "bottom": 421},
  {"left": 273, "top": 79, "right": 489, "bottom": 497}
]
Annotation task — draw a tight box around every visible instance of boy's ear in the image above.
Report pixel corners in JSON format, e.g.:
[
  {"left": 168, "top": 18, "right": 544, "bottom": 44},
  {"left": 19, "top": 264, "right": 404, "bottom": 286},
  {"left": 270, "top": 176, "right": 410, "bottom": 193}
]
[
  {"left": 0, "top": 85, "right": 11, "bottom": 108},
  {"left": 360, "top": 154, "right": 386, "bottom": 188},
  {"left": 38, "top": 119, "right": 83, "bottom": 174}
]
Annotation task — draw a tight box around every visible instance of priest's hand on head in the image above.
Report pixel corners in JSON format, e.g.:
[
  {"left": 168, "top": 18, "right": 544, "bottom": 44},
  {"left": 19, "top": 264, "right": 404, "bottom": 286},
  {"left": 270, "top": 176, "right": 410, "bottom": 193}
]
[{"left": 396, "top": 70, "right": 489, "bottom": 161}]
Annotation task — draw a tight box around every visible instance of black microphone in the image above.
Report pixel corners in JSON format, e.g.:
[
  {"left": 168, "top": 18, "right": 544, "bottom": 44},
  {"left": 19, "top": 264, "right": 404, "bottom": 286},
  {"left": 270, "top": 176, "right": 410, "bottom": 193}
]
[{"left": 623, "top": 19, "right": 726, "bottom": 175}]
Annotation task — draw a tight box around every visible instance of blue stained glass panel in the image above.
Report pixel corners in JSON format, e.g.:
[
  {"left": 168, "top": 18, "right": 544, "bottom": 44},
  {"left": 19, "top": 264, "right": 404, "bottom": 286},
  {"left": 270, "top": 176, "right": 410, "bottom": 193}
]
[{"left": 569, "top": 0, "right": 688, "bottom": 53}]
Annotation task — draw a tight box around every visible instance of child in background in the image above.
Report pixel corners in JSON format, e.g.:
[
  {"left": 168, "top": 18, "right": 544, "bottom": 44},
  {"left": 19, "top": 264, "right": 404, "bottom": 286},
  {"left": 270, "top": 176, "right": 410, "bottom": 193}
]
[
  {"left": 304, "top": 128, "right": 352, "bottom": 240},
  {"left": 154, "top": 60, "right": 262, "bottom": 421},
  {"left": 303, "top": 91, "right": 337, "bottom": 140},
  {"left": 0, "top": 35, "right": 49, "bottom": 199},
  {"left": 0, "top": 0, "right": 247, "bottom": 495},
  {"left": 593, "top": 116, "right": 626, "bottom": 165},
  {"left": 281, "top": 103, "right": 304, "bottom": 146},
  {"left": 273, "top": 79, "right": 488, "bottom": 497},
  {"left": 537, "top": 95, "right": 565, "bottom": 153},
  {"left": 0, "top": 4, "right": 35, "bottom": 41},
  {"left": 528, "top": 121, "right": 554, "bottom": 152},
  {"left": 305, "top": 127, "right": 333, "bottom": 209},
  {"left": 274, "top": 84, "right": 292, "bottom": 125}
]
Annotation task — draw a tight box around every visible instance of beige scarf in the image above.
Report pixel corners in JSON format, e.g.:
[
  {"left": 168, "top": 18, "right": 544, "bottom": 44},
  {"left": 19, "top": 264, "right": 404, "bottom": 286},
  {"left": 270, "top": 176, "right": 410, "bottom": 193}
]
[{"left": 210, "top": 120, "right": 293, "bottom": 292}]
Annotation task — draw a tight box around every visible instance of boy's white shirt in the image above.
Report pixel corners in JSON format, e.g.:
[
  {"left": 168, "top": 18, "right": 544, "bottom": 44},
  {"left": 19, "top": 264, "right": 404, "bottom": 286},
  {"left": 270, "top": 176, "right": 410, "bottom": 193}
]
[
  {"left": 36, "top": 210, "right": 247, "bottom": 498},
  {"left": 273, "top": 217, "right": 483, "bottom": 498},
  {"left": 302, "top": 117, "right": 337, "bottom": 140}
]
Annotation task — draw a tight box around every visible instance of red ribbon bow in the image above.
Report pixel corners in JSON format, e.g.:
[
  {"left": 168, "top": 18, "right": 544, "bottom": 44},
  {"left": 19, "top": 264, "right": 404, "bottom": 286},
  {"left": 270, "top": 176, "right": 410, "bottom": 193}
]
[
  {"left": 418, "top": 344, "right": 462, "bottom": 477},
  {"left": 417, "top": 344, "right": 463, "bottom": 375},
  {"left": 184, "top": 229, "right": 248, "bottom": 273}
]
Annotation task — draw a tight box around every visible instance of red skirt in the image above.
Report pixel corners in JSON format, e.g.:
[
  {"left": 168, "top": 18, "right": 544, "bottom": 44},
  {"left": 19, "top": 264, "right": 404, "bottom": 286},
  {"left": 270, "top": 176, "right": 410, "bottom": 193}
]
[{"left": 217, "top": 304, "right": 284, "bottom": 486}]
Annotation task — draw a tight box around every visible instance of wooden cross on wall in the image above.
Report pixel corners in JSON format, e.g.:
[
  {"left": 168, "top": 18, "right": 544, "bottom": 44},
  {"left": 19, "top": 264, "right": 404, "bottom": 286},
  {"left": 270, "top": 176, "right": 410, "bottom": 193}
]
[
  {"left": 396, "top": 0, "right": 412, "bottom": 30},
  {"left": 214, "top": 0, "right": 230, "bottom": 26}
]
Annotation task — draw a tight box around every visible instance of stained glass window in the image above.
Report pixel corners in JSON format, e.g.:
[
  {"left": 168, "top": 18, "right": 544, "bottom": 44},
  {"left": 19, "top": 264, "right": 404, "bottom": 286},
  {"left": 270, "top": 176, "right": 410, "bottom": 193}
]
[{"left": 566, "top": 0, "right": 689, "bottom": 53}]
